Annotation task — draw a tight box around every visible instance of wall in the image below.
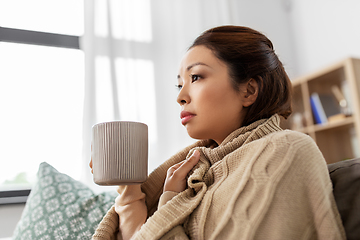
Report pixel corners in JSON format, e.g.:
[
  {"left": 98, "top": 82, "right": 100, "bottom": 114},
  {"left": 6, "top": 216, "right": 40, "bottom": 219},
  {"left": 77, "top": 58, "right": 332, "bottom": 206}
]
[
  {"left": 228, "top": 0, "right": 297, "bottom": 78},
  {"left": 0, "top": 204, "right": 25, "bottom": 238},
  {"left": 290, "top": 0, "right": 360, "bottom": 77}
]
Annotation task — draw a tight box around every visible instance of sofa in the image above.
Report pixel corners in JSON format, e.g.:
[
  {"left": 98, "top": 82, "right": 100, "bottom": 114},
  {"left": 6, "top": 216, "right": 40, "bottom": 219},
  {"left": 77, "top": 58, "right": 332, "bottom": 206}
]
[
  {"left": 9, "top": 158, "right": 360, "bottom": 239},
  {"left": 328, "top": 158, "right": 360, "bottom": 240}
]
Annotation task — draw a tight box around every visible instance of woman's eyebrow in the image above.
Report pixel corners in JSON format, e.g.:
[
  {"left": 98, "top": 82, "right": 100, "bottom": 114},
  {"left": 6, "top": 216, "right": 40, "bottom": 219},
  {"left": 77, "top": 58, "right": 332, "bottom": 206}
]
[
  {"left": 177, "top": 62, "right": 211, "bottom": 79},
  {"left": 186, "top": 62, "right": 211, "bottom": 71}
]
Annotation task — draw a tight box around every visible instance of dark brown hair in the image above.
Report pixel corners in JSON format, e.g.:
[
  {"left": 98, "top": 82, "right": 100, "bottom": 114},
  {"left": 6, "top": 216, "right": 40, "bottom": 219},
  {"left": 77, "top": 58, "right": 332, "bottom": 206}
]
[{"left": 189, "top": 25, "right": 292, "bottom": 126}]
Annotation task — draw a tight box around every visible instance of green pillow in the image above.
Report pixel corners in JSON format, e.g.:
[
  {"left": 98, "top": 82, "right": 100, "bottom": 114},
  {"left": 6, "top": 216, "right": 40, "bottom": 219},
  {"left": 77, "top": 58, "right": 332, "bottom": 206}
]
[{"left": 13, "top": 162, "right": 117, "bottom": 240}]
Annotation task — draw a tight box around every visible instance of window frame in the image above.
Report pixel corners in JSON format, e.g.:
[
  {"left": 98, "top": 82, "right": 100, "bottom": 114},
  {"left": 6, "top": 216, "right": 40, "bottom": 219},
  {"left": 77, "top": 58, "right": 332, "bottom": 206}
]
[
  {"left": 0, "top": 26, "right": 81, "bottom": 204},
  {"left": 0, "top": 26, "right": 80, "bottom": 49}
]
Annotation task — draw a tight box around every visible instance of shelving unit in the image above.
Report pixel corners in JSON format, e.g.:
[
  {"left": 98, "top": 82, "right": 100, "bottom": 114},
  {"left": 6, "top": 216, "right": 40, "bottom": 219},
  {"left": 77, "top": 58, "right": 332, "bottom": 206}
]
[{"left": 281, "top": 58, "right": 360, "bottom": 163}]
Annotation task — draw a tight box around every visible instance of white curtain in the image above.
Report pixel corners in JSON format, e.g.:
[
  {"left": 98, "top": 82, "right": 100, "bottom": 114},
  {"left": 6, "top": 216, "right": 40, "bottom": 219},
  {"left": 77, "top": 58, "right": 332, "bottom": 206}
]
[{"left": 80, "top": 0, "right": 246, "bottom": 190}]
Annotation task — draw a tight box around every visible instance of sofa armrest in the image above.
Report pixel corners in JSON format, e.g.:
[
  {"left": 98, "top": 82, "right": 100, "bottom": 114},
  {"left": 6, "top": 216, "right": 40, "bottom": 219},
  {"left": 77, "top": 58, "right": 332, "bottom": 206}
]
[{"left": 328, "top": 158, "right": 360, "bottom": 240}]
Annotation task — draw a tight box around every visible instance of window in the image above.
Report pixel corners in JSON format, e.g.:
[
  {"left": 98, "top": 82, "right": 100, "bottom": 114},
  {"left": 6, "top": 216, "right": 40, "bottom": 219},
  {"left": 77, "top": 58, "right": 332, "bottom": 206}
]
[
  {"left": 0, "top": 0, "right": 84, "bottom": 204},
  {"left": 92, "top": 0, "right": 157, "bottom": 145}
]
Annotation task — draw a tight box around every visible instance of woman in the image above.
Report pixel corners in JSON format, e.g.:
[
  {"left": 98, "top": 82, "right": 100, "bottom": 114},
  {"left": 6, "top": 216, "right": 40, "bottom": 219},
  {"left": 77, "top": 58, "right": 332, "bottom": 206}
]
[{"left": 91, "top": 26, "right": 345, "bottom": 240}]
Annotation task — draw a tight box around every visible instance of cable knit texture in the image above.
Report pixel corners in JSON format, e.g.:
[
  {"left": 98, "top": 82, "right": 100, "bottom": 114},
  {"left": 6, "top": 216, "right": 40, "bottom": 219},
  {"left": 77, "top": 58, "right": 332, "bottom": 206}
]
[{"left": 92, "top": 115, "right": 346, "bottom": 240}]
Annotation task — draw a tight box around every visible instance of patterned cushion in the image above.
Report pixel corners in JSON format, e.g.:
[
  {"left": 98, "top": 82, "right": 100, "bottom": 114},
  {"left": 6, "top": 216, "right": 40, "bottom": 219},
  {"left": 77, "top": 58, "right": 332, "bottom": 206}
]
[{"left": 12, "top": 162, "right": 117, "bottom": 240}]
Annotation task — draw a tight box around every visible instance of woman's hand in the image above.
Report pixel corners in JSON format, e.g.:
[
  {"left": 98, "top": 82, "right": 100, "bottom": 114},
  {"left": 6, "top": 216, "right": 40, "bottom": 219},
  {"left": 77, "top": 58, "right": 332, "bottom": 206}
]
[
  {"left": 89, "top": 144, "right": 93, "bottom": 174},
  {"left": 163, "top": 150, "right": 200, "bottom": 193},
  {"left": 89, "top": 159, "right": 93, "bottom": 174}
]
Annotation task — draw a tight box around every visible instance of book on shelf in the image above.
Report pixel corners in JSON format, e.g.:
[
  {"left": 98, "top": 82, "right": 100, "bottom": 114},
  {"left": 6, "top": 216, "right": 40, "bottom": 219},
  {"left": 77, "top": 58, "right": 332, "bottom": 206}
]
[
  {"left": 310, "top": 92, "right": 343, "bottom": 124},
  {"left": 310, "top": 93, "right": 327, "bottom": 124}
]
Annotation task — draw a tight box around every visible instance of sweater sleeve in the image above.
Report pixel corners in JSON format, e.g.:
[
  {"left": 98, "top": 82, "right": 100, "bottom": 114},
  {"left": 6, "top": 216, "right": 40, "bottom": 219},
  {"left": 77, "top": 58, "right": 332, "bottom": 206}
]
[
  {"left": 114, "top": 185, "right": 147, "bottom": 240},
  {"left": 158, "top": 191, "right": 178, "bottom": 208},
  {"left": 92, "top": 205, "right": 119, "bottom": 240},
  {"left": 159, "top": 225, "right": 190, "bottom": 240}
]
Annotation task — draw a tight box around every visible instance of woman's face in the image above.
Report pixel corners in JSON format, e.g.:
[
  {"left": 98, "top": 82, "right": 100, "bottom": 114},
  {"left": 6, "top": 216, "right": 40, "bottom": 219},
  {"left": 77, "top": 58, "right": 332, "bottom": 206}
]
[{"left": 177, "top": 45, "right": 247, "bottom": 145}]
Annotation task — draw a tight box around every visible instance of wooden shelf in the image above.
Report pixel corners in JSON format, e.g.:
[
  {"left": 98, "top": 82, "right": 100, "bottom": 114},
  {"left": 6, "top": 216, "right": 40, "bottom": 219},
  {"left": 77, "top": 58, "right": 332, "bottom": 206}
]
[
  {"left": 312, "top": 116, "right": 354, "bottom": 132},
  {"left": 293, "top": 116, "right": 354, "bottom": 133},
  {"left": 282, "top": 58, "right": 360, "bottom": 163}
]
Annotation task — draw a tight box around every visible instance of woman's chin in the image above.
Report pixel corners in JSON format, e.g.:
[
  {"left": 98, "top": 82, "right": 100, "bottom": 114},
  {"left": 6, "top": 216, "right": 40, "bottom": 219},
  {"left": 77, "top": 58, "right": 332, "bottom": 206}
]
[{"left": 185, "top": 128, "right": 208, "bottom": 141}]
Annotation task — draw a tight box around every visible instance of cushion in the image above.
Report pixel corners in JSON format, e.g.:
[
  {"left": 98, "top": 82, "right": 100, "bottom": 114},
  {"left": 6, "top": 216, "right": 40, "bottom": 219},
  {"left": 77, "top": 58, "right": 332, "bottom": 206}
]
[
  {"left": 12, "top": 162, "right": 117, "bottom": 240},
  {"left": 328, "top": 158, "right": 360, "bottom": 240}
]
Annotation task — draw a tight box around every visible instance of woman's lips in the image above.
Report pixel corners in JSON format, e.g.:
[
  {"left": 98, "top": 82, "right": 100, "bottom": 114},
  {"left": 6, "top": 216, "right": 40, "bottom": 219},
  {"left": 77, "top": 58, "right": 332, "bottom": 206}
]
[{"left": 180, "top": 111, "right": 196, "bottom": 125}]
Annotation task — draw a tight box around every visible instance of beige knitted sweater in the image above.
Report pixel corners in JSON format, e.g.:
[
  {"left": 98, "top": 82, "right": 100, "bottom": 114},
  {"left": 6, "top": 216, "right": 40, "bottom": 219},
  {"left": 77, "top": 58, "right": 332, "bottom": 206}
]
[{"left": 93, "top": 115, "right": 346, "bottom": 240}]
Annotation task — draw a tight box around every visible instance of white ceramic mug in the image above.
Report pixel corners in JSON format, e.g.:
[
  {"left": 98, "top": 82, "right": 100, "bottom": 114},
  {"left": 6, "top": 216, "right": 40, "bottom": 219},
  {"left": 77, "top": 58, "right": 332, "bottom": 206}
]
[{"left": 91, "top": 121, "right": 148, "bottom": 185}]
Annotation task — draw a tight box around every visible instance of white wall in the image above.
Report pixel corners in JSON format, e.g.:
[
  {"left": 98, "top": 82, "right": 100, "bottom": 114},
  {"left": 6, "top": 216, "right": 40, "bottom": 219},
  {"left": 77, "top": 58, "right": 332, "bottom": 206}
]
[
  {"left": 228, "top": 0, "right": 298, "bottom": 78},
  {"left": 290, "top": 0, "right": 360, "bottom": 77},
  {"left": 0, "top": 204, "right": 25, "bottom": 238}
]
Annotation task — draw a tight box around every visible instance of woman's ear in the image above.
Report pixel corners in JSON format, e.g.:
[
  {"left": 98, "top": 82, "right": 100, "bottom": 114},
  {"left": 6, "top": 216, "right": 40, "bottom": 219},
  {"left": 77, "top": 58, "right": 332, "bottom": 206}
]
[{"left": 242, "top": 79, "right": 258, "bottom": 107}]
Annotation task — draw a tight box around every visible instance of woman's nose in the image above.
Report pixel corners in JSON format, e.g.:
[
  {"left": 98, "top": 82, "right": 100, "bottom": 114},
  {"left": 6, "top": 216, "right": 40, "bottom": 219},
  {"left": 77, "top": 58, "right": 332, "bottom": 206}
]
[{"left": 177, "top": 87, "right": 190, "bottom": 105}]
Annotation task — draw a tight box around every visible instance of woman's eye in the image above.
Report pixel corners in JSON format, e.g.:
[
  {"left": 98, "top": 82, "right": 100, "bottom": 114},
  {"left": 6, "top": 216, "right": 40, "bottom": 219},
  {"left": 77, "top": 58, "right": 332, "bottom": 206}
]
[
  {"left": 175, "top": 84, "right": 182, "bottom": 90},
  {"left": 190, "top": 74, "right": 201, "bottom": 82}
]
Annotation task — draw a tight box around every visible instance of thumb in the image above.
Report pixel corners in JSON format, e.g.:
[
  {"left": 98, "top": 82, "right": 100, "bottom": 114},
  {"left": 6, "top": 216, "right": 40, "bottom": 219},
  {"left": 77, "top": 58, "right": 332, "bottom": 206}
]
[{"left": 174, "top": 150, "right": 200, "bottom": 179}]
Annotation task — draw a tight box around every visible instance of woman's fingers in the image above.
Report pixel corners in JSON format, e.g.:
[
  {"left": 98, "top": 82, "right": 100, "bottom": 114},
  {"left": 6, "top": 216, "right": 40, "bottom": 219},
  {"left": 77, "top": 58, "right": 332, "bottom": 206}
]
[
  {"left": 89, "top": 159, "right": 93, "bottom": 174},
  {"left": 171, "top": 150, "right": 200, "bottom": 179},
  {"left": 89, "top": 144, "right": 93, "bottom": 174},
  {"left": 163, "top": 150, "right": 200, "bottom": 193}
]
